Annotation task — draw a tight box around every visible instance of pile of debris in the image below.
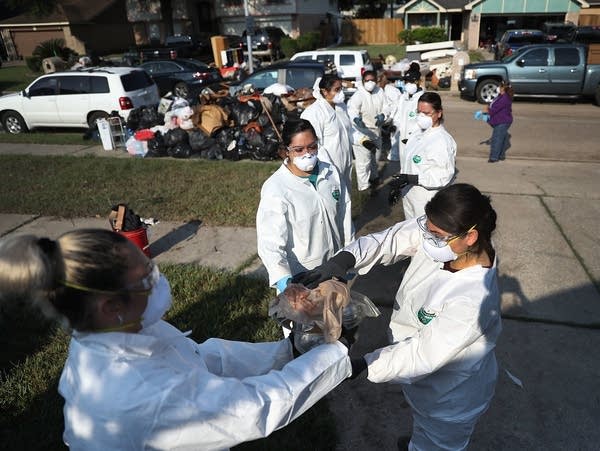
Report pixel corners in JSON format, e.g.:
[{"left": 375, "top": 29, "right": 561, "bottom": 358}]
[{"left": 118, "top": 83, "right": 317, "bottom": 161}]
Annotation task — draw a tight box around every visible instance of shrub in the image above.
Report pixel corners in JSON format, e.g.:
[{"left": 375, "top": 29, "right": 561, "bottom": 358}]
[
  {"left": 281, "top": 31, "right": 321, "bottom": 58},
  {"left": 25, "top": 56, "right": 42, "bottom": 72},
  {"left": 280, "top": 37, "right": 299, "bottom": 59},
  {"left": 399, "top": 26, "right": 448, "bottom": 44},
  {"left": 31, "top": 38, "right": 77, "bottom": 64}
]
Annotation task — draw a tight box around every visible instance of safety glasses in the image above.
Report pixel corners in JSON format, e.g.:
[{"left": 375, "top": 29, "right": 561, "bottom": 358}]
[
  {"left": 287, "top": 142, "right": 318, "bottom": 154},
  {"left": 417, "top": 215, "right": 476, "bottom": 248},
  {"left": 123, "top": 262, "right": 159, "bottom": 295}
]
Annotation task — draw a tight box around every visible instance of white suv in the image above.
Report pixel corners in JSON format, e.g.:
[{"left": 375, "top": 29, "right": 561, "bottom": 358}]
[
  {"left": 0, "top": 67, "right": 160, "bottom": 134},
  {"left": 290, "top": 49, "right": 373, "bottom": 80}
]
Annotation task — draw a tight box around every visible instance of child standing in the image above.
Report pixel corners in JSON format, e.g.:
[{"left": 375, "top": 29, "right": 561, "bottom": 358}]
[{"left": 486, "top": 81, "right": 513, "bottom": 162}]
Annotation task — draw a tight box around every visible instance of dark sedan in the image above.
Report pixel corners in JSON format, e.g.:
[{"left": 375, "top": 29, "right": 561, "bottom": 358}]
[{"left": 139, "top": 59, "right": 222, "bottom": 99}]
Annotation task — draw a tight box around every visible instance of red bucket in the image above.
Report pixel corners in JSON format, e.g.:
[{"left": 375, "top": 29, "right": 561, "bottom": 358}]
[{"left": 118, "top": 227, "right": 151, "bottom": 257}]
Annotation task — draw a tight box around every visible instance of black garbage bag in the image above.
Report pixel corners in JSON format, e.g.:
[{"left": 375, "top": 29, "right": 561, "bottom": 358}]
[
  {"left": 438, "top": 76, "right": 451, "bottom": 89},
  {"left": 146, "top": 132, "right": 167, "bottom": 158},
  {"left": 200, "top": 143, "right": 224, "bottom": 160},
  {"left": 110, "top": 204, "right": 143, "bottom": 231},
  {"left": 263, "top": 94, "right": 286, "bottom": 125},
  {"left": 229, "top": 101, "right": 260, "bottom": 126},
  {"left": 163, "top": 127, "right": 189, "bottom": 148},
  {"left": 139, "top": 106, "right": 162, "bottom": 129},
  {"left": 188, "top": 129, "right": 213, "bottom": 152},
  {"left": 167, "top": 141, "right": 192, "bottom": 158}
]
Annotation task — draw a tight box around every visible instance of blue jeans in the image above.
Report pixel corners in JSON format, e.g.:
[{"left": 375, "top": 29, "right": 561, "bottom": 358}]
[{"left": 489, "top": 123, "right": 511, "bottom": 161}]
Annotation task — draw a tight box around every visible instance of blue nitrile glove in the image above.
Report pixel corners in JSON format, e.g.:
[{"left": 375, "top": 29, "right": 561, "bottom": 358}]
[
  {"left": 375, "top": 113, "right": 385, "bottom": 127},
  {"left": 276, "top": 275, "right": 292, "bottom": 293},
  {"left": 474, "top": 110, "right": 484, "bottom": 121},
  {"left": 291, "top": 251, "right": 356, "bottom": 289},
  {"left": 353, "top": 117, "right": 366, "bottom": 129}
]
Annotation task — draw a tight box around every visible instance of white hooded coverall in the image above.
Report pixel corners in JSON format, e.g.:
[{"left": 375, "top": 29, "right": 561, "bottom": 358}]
[
  {"left": 347, "top": 83, "right": 390, "bottom": 190},
  {"left": 59, "top": 320, "right": 351, "bottom": 450},
  {"left": 342, "top": 219, "right": 501, "bottom": 451},
  {"left": 301, "top": 85, "right": 354, "bottom": 193},
  {"left": 390, "top": 90, "right": 424, "bottom": 162},
  {"left": 257, "top": 160, "right": 353, "bottom": 287},
  {"left": 400, "top": 124, "right": 456, "bottom": 219}
]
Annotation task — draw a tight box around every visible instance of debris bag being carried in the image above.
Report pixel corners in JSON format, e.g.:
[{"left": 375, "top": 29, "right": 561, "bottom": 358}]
[{"left": 269, "top": 281, "right": 380, "bottom": 353}]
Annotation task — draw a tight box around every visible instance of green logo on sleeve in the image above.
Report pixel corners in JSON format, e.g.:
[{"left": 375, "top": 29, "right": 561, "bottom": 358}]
[
  {"left": 417, "top": 307, "right": 436, "bottom": 325},
  {"left": 413, "top": 155, "right": 422, "bottom": 164}
]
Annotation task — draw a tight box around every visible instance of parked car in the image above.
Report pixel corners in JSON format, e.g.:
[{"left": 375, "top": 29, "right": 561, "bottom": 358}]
[
  {"left": 139, "top": 58, "right": 222, "bottom": 99},
  {"left": 568, "top": 25, "right": 600, "bottom": 45},
  {"left": 290, "top": 49, "right": 373, "bottom": 80},
  {"left": 139, "top": 34, "right": 211, "bottom": 63},
  {"left": 495, "top": 29, "right": 546, "bottom": 60},
  {"left": 241, "top": 27, "right": 287, "bottom": 61},
  {"left": 228, "top": 61, "right": 327, "bottom": 96},
  {"left": 542, "top": 22, "right": 576, "bottom": 42},
  {"left": 459, "top": 43, "right": 600, "bottom": 104},
  {"left": 0, "top": 67, "right": 159, "bottom": 134}
]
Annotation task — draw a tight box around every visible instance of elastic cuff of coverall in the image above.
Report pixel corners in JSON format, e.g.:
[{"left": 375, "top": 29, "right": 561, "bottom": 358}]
[{"left": 276, "top": 276, "right": 292, "bottom": 293}]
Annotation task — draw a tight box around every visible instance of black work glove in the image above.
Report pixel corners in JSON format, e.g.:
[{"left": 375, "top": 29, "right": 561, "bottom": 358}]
[
  {"left": 291, "top": 251, "right": 356, "bottom": 289},
  {"left": 288, "top": 331, "right": 302, "bottom": 358},
  {"left": 338, "top": 325, "right": 358, "bottom": 350},
  {"left": 388, "top": 173, "right": 417, "bottom": 205},
  {"left": 353, "top": 117, "right": 366, "bottom": 129},
  {"left": 362, "top": 139, "right": 378, "bottom": 153},
  {"left": 349, "top": 356, "right": 368, "bottom": 380},
  {"left": 375, "top": 113, "right": 385, "bottom": 127}
]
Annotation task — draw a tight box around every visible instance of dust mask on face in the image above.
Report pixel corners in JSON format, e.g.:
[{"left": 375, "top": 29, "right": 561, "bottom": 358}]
[
  {"left": 421, "top": 239, "right": 459, "bottom": 263},
  {"left": 363, "top": 80, "right": 376, "bottom": 92},
  {"left": 405, "top": 83, "right": 418, "bottom": 95},
  {"left": 416, "top": 113, "right": 433, "bottom": 130},
  {"left": 332, "top": 91, "right": 345, "bottom": 104},
  {"left": 293, "top": 152, "right": 318, "bottom": 172},
  {"left": 141, "top": 274, "right": 172, "bottom": 328}
]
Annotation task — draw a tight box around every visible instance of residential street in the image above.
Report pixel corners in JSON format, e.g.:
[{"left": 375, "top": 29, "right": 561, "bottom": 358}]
[{"left": 1, "top": 91, "right": 599, "bottom": 450}]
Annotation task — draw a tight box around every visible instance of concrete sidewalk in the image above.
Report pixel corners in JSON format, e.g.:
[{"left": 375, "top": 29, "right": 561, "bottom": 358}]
[{"left": 1, "top": 147, "right": 599, "bottom": 449}]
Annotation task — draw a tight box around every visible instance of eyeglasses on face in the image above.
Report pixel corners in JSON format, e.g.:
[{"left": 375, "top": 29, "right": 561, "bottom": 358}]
[
  {"left": 417, "top": 215, "right": 476, "bottom": 248},
  {"left": 287, "top": 142, "right": 319, "bottom": 154}
]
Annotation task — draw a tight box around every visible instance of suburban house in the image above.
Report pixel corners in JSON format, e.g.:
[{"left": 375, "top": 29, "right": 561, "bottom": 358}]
[
  {"left": 0, "top": 0, "right": 339, "bottom": 60},
  {"left": 396, "top": 0, "right": 600, "bottom": 49}
]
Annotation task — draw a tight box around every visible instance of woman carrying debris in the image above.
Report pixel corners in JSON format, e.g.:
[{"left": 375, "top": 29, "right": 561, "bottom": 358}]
[
  {"left": 0, "top": 228, "right": 352, "bottom": 450},
  {"left": 293, "top": 183, "right": 502, "bottom": 451},
  {"left": 486, "top": 80, "right": 513, "bottom": 162},
  {"left": 301, "top": 75, "right": 354, "bottom": 194},
  {"left": 257, "top": 119, "right": 353, "bottom": 300}
]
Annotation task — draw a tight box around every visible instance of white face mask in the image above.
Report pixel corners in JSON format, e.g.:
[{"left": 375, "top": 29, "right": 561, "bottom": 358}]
[
  {"left": 332, "top": 91, "right": 346, "bottom": 104},
  {"left": 416, "top": 113, "right": 433, "bottom": 130},
  {"left": 141, "top": 274, "right": 172, "bottom": 328},
  {"left": 405, "top": 83, "right": 418, "bottom": 95},
  {"left": 363, "top": 80, "right": 376, "bottom": 92},
  {"left": 422, "top": 239, "right": 459, "bottom": 263},
  {"left": 293, "top": 152, "right": 318, "bottom": 172}
]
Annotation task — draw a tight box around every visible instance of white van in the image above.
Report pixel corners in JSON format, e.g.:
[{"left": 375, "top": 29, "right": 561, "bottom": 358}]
[{"left": 290, "top": 49, "right": 374, "bottom": 80}]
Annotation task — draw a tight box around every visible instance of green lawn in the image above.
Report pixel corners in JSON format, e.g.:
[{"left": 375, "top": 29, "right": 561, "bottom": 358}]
[{"left": 0, "top": 64, "right": 40, "bottom": 93}]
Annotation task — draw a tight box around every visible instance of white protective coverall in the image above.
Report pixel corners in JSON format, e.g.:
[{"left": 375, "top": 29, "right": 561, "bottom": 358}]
[
  {"left": 59, "top": 320, "right": 351, "bottom": 450},
  {"left": 342, "top": 219, "right": 501, "bottom": 451},
  {"left": 400, "top": 124, "right": 456, "bottom": 219},
  {"left": 301, "top": 82, "right": 354, "bottom": 193},
  {"left": 257, "top": 160, "right": 353, "bottom": 287},
  {"left": 347, "top": 82, "right": 390, "bottom": 191},
  {"left": 389, "top": 89, "right": 424, "bottom": 162}
]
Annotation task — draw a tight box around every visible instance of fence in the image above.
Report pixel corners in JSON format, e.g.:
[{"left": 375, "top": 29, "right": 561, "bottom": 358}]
[{"left": 341, "top": 18, "right": 404, "bottom": 45}]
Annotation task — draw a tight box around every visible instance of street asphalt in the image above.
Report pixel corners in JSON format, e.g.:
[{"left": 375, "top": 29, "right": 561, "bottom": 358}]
[{"left": 1, "top": 95, "right": 599, "bottom": 450}]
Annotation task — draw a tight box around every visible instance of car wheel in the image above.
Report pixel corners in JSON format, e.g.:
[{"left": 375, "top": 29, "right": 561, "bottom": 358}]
[
  {"left": 476, "top": 79, "right": 500, "bottom": 104},
  {"left": 174, "top": 82, "right": 189, "bottom": 99},
  {"left": 88, "top": 111, "right": 109, "bottom": 128},
  {"left": 2, "top": 111, "right": 28, "bottom": 134}
]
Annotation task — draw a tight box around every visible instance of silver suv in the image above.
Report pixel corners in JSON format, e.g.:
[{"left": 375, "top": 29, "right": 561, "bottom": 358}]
[{"left": 0, "top": 67, "right": 159, "bottom": 134}]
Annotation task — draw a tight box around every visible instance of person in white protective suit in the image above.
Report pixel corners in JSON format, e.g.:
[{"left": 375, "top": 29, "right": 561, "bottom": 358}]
[
  {"left": 292, "top": 183, "right": 502, "bottom": 451},
  {"left": 394, "top": 91, "right": 456, "bottom": 220},
  {"left": 388, "top": 71, "right": 424, "bottom": 162},
  {"left": 347, "top": 70, "right": 392, "bottom": 192},
  {"left": 301, "top": 74, "right": 354, "bottom": 195},
  {"left": 0, "top": 228, "right": 353, "bottom": 450},
  {"left": 257, "top": 118, "right": 353, "bottom": 295}
]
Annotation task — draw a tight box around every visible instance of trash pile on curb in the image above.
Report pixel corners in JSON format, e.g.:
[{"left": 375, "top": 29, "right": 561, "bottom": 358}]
[{"left": 117, "top": 83, "right": 318, "bottom": 160}]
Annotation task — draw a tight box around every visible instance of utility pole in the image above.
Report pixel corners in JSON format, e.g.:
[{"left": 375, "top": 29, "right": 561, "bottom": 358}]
[{"left": 244, "top": 0, "right": 254, "bottom": 73}]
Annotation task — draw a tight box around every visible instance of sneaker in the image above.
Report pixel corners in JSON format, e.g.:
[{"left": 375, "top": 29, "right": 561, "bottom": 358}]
[{"left": 488, "top": 159, "right": 499, "bottom": 163}]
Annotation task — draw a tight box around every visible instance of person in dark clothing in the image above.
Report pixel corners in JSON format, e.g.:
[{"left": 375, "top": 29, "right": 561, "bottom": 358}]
[{"left": 485, "top": 81, "right": 513, "bottom": 162}]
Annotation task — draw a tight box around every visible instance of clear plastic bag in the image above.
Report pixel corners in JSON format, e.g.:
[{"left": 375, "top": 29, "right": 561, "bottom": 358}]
[{"left": 269, "top": 282, "right": 380, "bottom": 353}]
